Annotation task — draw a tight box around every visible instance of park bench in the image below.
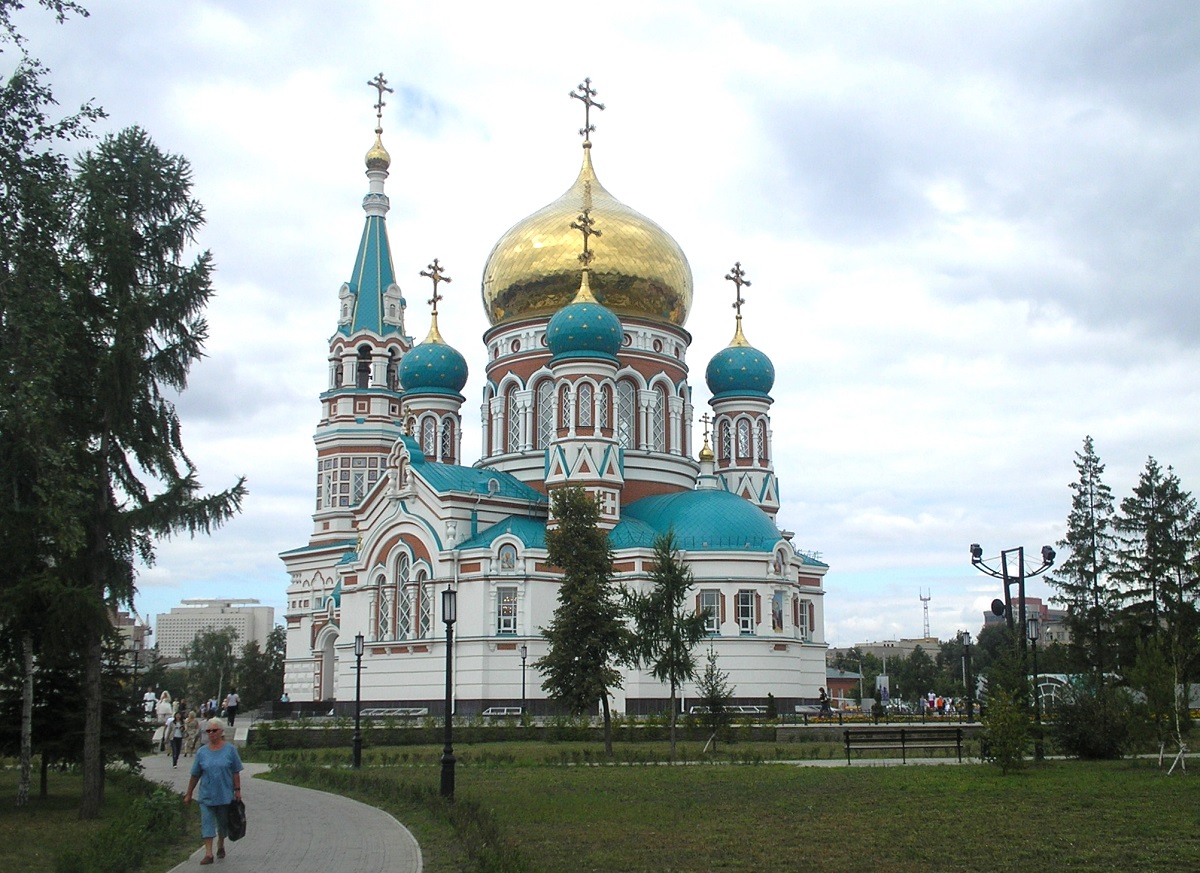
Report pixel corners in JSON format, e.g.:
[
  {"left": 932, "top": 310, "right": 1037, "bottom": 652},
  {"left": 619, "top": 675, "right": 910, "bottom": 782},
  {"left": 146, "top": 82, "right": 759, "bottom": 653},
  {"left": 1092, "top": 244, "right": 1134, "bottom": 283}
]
[
  {"left": 482, "top": 706, "right": 523, "bottom": 717},
  {"left": 359, "top": 707, "right": 429, "bottom": 718},
  {"left": 844, "top": 726, "right": 963, "bottom": 764}
]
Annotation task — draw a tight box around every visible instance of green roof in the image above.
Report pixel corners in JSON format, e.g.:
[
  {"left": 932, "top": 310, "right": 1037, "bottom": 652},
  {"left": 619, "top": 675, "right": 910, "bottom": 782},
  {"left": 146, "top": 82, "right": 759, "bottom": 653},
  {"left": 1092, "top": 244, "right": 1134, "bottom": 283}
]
[{"left": 456, "top": 516, "right": 547, "bottom": 550}]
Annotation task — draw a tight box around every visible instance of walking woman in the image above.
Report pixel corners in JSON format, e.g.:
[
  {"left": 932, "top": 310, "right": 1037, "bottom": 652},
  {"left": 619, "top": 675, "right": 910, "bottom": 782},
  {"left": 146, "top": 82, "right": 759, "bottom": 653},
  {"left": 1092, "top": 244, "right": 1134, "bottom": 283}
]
[
  {"left": 183, "top": 710, "right": 201, "bottom": 757},
  {"left": 184, "top": 718, "right": 244, "bottom": 865}
]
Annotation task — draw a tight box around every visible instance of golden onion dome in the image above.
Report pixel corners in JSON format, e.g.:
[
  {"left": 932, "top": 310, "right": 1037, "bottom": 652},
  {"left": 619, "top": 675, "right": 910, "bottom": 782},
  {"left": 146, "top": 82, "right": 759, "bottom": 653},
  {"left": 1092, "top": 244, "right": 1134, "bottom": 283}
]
[
  {"left": 481, "top": 144, "right": 692, "bottom": 327},
  {"left": 365, "top": 131, "right": 391, "bottom": 171}
]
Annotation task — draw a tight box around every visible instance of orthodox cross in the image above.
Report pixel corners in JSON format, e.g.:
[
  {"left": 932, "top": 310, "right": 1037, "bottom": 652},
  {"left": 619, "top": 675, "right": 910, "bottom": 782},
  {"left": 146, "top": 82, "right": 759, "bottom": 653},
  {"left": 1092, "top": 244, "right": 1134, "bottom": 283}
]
[
  {"left": 570, "top": 77, "right": 605, "bottom": 141},
  {"left": 420, "top": 258, "right": 452, "bottom": 315},
  {"left": 700, "top": 412, "right": 712, "bottom": 444},
  {"left": 571, "top": 207, "right": 602, "bottom": 266},
  {"left": 368, "top": 72, "right": 394, "bottom": 131},
  {"left": 725, "top": 261, "right": 751, "bottom": 319}
]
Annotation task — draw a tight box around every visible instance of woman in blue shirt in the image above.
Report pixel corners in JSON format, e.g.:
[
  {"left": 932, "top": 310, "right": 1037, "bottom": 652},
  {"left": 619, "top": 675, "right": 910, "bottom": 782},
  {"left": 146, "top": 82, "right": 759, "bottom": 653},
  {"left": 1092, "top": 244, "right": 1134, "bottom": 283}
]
[{"left": 184, "top": 717, "right": 244, "bottom": 865}]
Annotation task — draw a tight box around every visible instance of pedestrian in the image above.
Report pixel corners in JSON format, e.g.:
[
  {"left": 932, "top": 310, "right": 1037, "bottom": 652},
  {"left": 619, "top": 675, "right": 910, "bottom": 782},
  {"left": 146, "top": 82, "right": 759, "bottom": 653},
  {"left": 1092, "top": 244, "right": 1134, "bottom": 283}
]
[
  {"left": 166, "top": 709, "right": 185, "bottom": 767},
  {"left": 818, "top": 687, "right": 832, "bottom": 717},
  {"left": 224, "top": 688, "right": 240, "bottom": 727},
  {"left": 184, "top": 710, "right": 201, "bottom": 757},
  {"left": 156, "top": 691, "right": 173, "bottom": 751},
  {"left": 184, "top": 718, "right": 244, "bottom": 866},
  {"left": 142, "top": 688, "right": 157, "bottom": 721}
]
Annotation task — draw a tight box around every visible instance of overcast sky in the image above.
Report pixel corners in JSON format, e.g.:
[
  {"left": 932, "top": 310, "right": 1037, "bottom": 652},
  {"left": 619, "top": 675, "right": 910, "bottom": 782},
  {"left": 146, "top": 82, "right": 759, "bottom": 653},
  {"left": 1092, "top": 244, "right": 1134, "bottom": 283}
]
[{"left": 12, "top": 1, "right": 1200, "bottom": 647}]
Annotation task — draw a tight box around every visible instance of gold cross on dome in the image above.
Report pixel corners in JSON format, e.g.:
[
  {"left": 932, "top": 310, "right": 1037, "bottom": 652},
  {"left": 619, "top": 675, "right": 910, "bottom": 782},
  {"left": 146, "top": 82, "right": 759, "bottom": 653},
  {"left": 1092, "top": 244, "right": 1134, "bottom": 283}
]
[
  {"left": 420, "top": 258, "right": 452, "bottom": 314},
  {"left": 571, "top": 207, "right": 602, "bottom": 266},
  {"left": 367, "top": 72, "right": 394, "bottom": 131},
  {"left": 700, "top": 412, "right": 712, "bottom": 443},
  {"left": 725, "top": 262, "right": 751, "bottom": 318},
  {"left": 570, "top": 77, "right": 605, "bottom": 141}
]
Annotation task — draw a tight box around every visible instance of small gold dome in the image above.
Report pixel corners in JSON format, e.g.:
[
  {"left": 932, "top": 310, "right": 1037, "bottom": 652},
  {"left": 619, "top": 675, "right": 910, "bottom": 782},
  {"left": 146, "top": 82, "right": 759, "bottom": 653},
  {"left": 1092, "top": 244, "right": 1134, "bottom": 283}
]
[
  {"left": 365, "top": 132, "right": 390, "bottom": 171},
  {"left": 481, "top": 145, "right": 692, "bottom": 327}
]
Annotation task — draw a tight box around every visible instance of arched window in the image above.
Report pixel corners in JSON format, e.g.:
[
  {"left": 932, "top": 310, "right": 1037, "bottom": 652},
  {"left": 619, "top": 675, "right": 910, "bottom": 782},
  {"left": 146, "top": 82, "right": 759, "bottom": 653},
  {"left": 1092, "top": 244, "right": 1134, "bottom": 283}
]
[
  {"left": 616, "top": 381, "right": 636, "bottom": 448},
  {"left": 417, "top": 570, "right": 432, "bottom": 638},
  {"left": 422, "top": 417, "right": 436, "bottom": 458},
  {"left": 757, "top": 420, "right": 768, "bottom": 463},
  {"left": 387, "top": 352, "right": 400, "bottom": 391},
  {"left": 650, "top": 385, "right": 666, "bottom": 451},
  {"left": 598, "top": 385, "right": 611, "bottom": 430},
  {"left": 559, "top": 385, "right": 573, "bottom": 429},
  {"left": 720, "top": 420, "right": 732, "bottom": 461},
  {"left": 506, "top": 388, "right": 520, "bottom": 452},
  {"left": 332, "top": 359, "right": 343, "bottom": 388},
  {"left": 737, "top": 419, "right": 751, "bottom": 459},
  {"left": 440, "top": 419, "right": 454, "bottom": 462},
  {"left": 356, "top": 345, "right": 371, "bottom": 389},
  {"left": 578, "top": 383, "right": 593, "bottom": 428},
  {"left": 375, "top": 572, "right": 391, "bottom": 640},
  {"left": 536, "top": 381, "right": 554, "bottom": 448}
]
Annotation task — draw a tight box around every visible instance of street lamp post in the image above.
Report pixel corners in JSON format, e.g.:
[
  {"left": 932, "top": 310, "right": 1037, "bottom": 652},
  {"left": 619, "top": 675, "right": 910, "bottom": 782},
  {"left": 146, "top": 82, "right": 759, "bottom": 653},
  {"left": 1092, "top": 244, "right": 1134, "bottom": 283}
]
[
  {"left": 970, "top": 543, "right": 1055, "bottom": 675},
  {"left": 352, "top": 632, "right": 364, "bottom": 769},
  {"left": 1028, "top": 616, "right": 1043, "bottom": 760},
  {"left": 519, "top": 644, "right": 528, "bottom": 718},
  {"left": 959, "top": 631, "right": 975, "bottom": 724},
  {"left": 441, "top": 587, "right": 457, "bottom": 799}
]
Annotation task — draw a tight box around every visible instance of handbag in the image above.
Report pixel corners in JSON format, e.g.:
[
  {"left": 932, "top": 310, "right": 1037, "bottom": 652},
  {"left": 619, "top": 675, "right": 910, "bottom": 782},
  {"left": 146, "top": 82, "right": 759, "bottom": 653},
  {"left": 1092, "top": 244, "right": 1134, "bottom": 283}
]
[{"left": 226, "top": 798, "right": 247, "bottom": 841}]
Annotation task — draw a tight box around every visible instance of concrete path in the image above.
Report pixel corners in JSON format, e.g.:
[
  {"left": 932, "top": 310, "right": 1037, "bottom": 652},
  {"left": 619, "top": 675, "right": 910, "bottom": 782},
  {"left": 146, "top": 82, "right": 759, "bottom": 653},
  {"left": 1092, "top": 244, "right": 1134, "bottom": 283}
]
[{"left": 141, "top": 750, "right": 422, "bottom": 873}]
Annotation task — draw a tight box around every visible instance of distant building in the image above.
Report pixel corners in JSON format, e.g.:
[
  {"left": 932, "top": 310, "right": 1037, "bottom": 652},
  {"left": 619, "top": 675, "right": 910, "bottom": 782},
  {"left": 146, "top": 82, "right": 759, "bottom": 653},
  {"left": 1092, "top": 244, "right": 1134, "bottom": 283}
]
[
  {"left": 982, "top": 597, "right": 1070, "bottom": 645},
  {"left": 828, "top": 637, "right": 944, "bottom": 664},
  {"left": 155, "top": 599, "right": 275, "bottom": 660}
]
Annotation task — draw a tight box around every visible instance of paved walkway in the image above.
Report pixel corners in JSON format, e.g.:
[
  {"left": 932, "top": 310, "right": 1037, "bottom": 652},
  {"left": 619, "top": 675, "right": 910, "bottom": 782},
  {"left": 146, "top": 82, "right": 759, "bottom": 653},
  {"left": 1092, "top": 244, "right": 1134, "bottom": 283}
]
[{"left": 141, "top": 750, "right": 422, "bottom": 873}]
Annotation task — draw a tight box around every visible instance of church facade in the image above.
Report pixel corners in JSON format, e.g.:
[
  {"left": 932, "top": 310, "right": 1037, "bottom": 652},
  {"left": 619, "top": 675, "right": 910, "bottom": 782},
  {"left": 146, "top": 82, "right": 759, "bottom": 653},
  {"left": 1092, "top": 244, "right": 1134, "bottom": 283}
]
[{"left": 280, "top": 78, "right": 829, "bottom": 714}]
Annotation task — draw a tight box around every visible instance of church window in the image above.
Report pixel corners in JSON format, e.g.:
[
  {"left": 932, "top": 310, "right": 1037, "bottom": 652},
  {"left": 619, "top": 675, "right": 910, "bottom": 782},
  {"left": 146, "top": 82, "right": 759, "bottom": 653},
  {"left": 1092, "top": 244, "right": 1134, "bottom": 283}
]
[
  {"left": 536, "top": 381, "right": 554, "bottom": 448},
  {"left": 737, "top": 419, "right": 750, "bottom": 459},
  {"left": 720, "top": 421, "right": 732, "bottom": 461},
  {"left": 376, "top": 574, "right": 391, "bottom": 639},
  {"left": 736, "top": 590, "right": 756, "bottom": 635},
  {"left": 387, "top": 353, "right": 400, "bottom": 390},
  {"left": 356, "top": 346, "right": 371, "bottom": 388},
  {"left": 797, "top": 598, "right": 811, "bottom": 641},
  {"left": 511, "top": 338, "right": 521, "bottom": 353},
  {"left": 422, "top": 417, "right": 436, "bottom": 457},
  {"left": 650, "top": 386, "right": 666, "bottom": 451},
  {"left": 616, "top": 381, "right": 635, "bottom": 448},
  {"left": 333, "top": 362, "right": 343, "bottom": 388},
  {"left": 440, "top": 419, "right": 454, "bottom": 462},
  {"left": 578, "top": 383, "right": 593, "bottom": 427},
  {"left": 506, "top": 390, "right": 520, "bottom": 452},
  {"left": 418, "top": 573, "right": 432, "bottom": 638},
  {"left": 397, "top": 586, "right": 413, "bottom": 640},
  {"left": 352, "top": 472, "right": 365, "bottom": 504},
  {"left": 757, "top": 420, "right": 768, "bottom": 463},
  {"left": 497, "top": 586, "right": 517, "bottom": 634},
  {"left": 598, "top": 385, "right": 611, "bottom": 430},
  {"left": 773, "top": 550, "right": 786, "bottom": 577},
  {"left": 700, "top": 590, "right": 720, "bottom": 634},
  {"left": 498, "top": 543, "right": 517, "bottom": 571},
  {"left": 559, "top": 385, "right": 572, "bottom": 429}
]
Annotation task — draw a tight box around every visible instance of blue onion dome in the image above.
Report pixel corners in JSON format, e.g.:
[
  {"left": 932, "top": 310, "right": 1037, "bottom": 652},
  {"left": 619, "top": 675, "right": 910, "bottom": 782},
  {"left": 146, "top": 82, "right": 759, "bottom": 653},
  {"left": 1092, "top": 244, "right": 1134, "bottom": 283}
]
[
  {"left": 623, "top": 489, "right": 782, "bottom": 552},
  {"left": 399, "top": 315, "right": 468, "bottom": 395},
  {"left": 705, "top": 319, "right": 774, "bottom": 398},
  {"left": 546, "top": 270, "right": 622, "bottom": 361}
]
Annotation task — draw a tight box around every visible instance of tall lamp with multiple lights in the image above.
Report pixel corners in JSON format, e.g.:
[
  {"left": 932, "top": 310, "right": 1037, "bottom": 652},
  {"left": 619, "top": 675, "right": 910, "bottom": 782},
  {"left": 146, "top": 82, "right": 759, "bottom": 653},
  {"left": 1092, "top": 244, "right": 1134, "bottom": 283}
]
[
  {"left": 441, "top": 587, "right": 457, "bottom": 799},
  {"left": 969, "top": 543, "right": 1055, "bottom": 667},
  {"left": 353, "top": 632, "right": 364, "bottom": 769}
]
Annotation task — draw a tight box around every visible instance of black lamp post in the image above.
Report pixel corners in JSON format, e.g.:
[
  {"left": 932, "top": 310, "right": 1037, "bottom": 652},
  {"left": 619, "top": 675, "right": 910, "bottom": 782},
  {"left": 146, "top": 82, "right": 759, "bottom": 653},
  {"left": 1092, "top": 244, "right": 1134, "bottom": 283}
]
[
  {"left": 959, "top": 631, "right": 975, "bottom": 724},
  {"left": 131, "top": 638, "right": 143, "bottom": 717},
  {"left": 970, "top": 543, "right": 1055, "bottom": 676},
  {"left": 353, "top": 632, "right": 364, "bottom": 769},
  {"left": 440, "top": 587, "right": 457, "bottom": 799},
  {"left": 1028, "top": 616, "right": 1043, "bottom": 760},
  {"left": 519, "top": 643, "right": 528, "bottom": 717}
]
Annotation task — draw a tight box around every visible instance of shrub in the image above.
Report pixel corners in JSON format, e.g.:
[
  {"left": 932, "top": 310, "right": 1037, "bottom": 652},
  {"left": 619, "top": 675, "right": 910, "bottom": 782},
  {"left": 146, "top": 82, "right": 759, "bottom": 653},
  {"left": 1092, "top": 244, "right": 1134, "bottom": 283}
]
[
  {"left": 982, "top": 689, "right": 1028, "bottom": 774},
  {"left": 1051, "top": 684, "right": 1133, "bottom": 760}
]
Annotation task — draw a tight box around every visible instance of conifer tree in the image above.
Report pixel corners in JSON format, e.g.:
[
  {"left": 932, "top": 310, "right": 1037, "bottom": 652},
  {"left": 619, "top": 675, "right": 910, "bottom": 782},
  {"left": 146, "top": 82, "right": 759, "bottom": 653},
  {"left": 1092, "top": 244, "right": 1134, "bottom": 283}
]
[
  {"left": 623, "top": 531, "right": 708, "bottom": 760},
  {"left": 536, "top": 487, "right": 625, "bottom": 755},
  {"left": 1048, "top": 436, "right": 1118, "bottom": 679},
  {"left": 694, "top": 645, "right": 734, "bottom": 751}
]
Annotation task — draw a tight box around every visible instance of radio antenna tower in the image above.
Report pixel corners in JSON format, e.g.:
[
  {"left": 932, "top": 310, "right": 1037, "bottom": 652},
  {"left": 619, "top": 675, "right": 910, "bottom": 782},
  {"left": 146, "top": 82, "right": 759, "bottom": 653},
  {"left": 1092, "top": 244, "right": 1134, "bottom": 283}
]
[{"left": 920, "top": 589, "right": 932, "bottom": 638}]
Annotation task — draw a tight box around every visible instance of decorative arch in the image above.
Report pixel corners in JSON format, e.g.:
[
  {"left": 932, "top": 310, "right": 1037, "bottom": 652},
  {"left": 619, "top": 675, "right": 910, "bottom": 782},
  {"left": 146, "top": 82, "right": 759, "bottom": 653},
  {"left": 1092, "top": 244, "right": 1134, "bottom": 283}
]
[{"left": 535, "top": 379, "right": 554, "bottom": 448}]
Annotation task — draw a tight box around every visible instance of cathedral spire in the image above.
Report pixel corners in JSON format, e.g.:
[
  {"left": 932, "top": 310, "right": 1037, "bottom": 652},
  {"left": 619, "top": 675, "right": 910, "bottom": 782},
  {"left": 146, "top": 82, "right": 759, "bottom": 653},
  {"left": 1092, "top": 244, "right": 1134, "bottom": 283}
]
[
  {"left": 418, "top": 258, "right": 451, "bottom": 344},
  {"left": 724, "top": 261, "right": 752, "bottom": 348}
]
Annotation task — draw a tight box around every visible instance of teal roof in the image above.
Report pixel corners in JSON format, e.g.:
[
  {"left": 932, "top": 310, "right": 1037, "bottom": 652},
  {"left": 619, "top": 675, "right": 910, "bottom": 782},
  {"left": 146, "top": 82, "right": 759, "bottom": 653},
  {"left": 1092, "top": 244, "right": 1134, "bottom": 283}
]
[
  {"left": 608, "top": 516, "right": 661, "bottom": 549},
  {"left": 546, "top": 298, "right": 622, "bottom": 361},
  {"left": 456, "top": 516, "right": 547, "bottom": 551},
  {"left": 400, "top": 339, "right": 468, "bottom": 395},
  {"left": 341, "top": 214, "right": 401, "bottom": 337},
  {"left": 622, "top": 489, "right": 783, "bottom": 552},
  {"left": 705, "top": 344, "right": 775, "bottom": 399},
  {"left": 402, "top": 438, "right": 547, "bottom": 502}
]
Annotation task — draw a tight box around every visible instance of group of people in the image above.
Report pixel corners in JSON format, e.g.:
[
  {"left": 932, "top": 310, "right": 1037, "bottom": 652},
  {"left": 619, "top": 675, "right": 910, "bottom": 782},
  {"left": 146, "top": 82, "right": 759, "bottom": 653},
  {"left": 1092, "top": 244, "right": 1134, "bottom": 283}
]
[
  {"left": 921, "top": 691, "right": 957, "bottom": 716},
  {"left": 143, "top": 689, "right": 243, "bottom": 769}
]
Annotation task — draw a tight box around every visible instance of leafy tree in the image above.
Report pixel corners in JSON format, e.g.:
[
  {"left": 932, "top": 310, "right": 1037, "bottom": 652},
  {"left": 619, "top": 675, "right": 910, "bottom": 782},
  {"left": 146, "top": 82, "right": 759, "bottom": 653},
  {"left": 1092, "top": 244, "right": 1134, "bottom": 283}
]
[
  {"left": 236, "top": 625, "right": 286, "bottom": 708},
  {"left": 694, "top": 645, "right": 735, "bottom": 750},
  {"left": 982, "top": 688, "right": 1028, "bottom": 775},
  {"left": 183, "top": 627, "right": 239, "bottom": 709},
  {"left": 623, "top": 531, "right": 708, "bottom": 760},
  {"left": 892, "top": 645, "right": 938, "bottom": 702},
  {"left": 64, "top": 126, "right": 247, "bottom": 816},
  {"left": 1048, "top": 436, "right": 1119, "bottom": 678},
  {"left": 828, "top": 647, "right": 881, "bottom": 705},
  {"left": 536, "top": 487, "right": 625, "bottom": 756},
  {"left": 1050, "top": 683, "right": 1133, "bottom": 760}
]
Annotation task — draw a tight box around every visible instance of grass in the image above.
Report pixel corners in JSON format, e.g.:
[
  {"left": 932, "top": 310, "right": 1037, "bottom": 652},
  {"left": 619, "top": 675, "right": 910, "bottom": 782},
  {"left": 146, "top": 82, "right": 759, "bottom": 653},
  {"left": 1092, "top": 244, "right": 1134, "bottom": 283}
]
[
  {"left": 0, "top": 766, "right": 198, "bottom": 873},
  {"left": 262, "top": 743, "right": 1200, "bottom": 873}
]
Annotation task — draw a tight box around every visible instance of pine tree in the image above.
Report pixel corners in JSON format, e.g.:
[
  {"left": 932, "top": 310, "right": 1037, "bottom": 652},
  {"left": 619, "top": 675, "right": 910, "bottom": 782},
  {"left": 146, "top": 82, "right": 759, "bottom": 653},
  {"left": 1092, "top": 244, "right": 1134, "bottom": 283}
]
[
  {"left": 536, "top": 487, "right": 625, "bottom": 755},
  {"left": 623, "top": 531, "right": 708, "bottom": 760},
  {"left": 1048, "top": 436, "right": 1118, "bottom": 679},
  {"left": 694, "top": 645, "right": 734, "bottom": 751},
  {"left": 66, "top": 127, "right": 247, "bottom": 817}
]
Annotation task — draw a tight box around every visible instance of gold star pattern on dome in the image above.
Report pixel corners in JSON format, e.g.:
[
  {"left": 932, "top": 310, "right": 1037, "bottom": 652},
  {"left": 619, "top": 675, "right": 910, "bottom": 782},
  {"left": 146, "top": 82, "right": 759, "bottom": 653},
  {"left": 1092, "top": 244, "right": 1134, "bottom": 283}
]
[
  {"left": 419, "top": 258, "right": 452, "bottom": 344},
  {"left": 724, "top": 261, "right": 752, "bottom": 348},
  {"left": 570, "top": 77, "right": 605, "bottom": 143}
]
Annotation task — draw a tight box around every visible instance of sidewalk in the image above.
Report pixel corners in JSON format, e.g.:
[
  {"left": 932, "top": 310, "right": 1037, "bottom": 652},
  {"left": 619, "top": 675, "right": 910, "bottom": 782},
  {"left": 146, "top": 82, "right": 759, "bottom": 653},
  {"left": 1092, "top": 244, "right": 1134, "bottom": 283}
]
[{"left": 141, "top": 750, "right": 422, "bottom": 872}]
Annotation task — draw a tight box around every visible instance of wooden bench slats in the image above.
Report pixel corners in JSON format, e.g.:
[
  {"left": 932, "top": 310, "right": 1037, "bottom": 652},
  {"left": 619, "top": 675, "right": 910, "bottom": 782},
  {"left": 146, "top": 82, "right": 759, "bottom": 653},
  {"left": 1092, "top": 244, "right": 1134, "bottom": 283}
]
[{"left": 844, "top": 727, "right": 963, "bottom": 764}]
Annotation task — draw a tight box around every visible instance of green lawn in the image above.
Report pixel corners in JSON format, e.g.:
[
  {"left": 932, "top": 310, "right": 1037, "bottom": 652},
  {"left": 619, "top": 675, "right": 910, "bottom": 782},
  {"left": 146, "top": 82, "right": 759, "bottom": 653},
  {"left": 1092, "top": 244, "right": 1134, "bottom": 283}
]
[{"left": 263, "top": 743, "right": 1200, "bottom": 872}]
